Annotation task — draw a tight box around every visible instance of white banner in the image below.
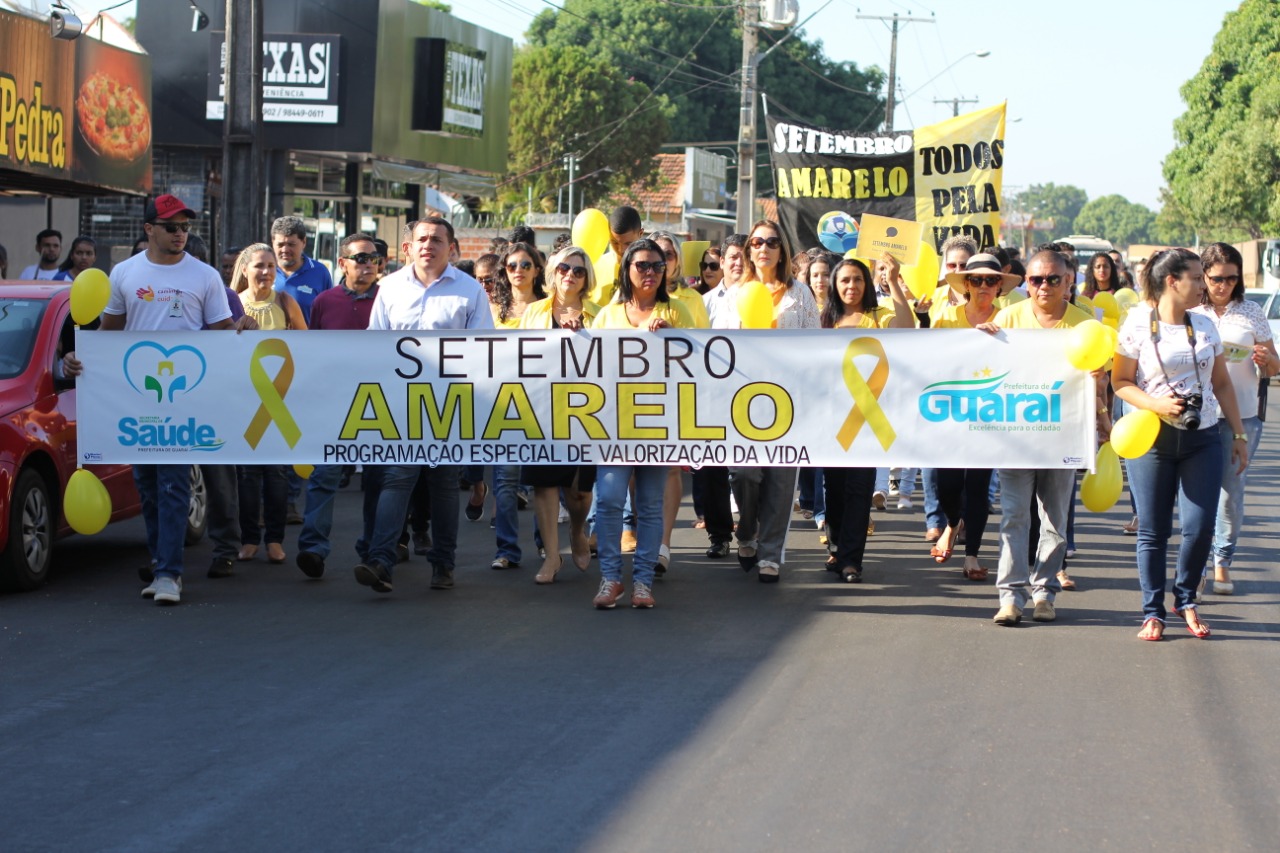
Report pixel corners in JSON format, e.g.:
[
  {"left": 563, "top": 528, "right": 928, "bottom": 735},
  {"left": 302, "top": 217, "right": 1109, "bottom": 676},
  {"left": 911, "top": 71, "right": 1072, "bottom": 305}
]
[{"left": 75, "top": 329, "right": 1095, "bottom": 468}]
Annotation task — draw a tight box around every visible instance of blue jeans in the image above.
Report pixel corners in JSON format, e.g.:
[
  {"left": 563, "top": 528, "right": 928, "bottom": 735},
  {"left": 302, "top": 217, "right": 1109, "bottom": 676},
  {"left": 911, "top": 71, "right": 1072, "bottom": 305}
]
[
  {"left": 1213, "top": 416, "right": 1263, "bottom": 567},
  {"left": 297, "top": 464, "right": 344, "bottom": 559},
  {"left": 359, "top": 465, "right": 460, "bottom": 572},
  {"left": 133, "top": 464, "right": 191, "bottom": 579},
  {"left": 492, "top": 464, "right": 522, "bottom": 563},
  {"left": 238, "top": 464, "right": 288, "bottom": 545},
  {"left": 596, "top": 465, "right": 665, "bottom": 585},
  {"left": 922, "top": 468, "right": 945, "bottom": 530},
  {"left": 1127, "top": 423, "right": 1222, "bottom": 621}
]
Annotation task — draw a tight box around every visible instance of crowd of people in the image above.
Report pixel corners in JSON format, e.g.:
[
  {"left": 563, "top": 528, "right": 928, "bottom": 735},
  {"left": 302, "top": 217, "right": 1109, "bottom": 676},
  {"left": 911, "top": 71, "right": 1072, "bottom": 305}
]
[{"left": 38, "top": 197, "right": 1275, "bottom": 639}]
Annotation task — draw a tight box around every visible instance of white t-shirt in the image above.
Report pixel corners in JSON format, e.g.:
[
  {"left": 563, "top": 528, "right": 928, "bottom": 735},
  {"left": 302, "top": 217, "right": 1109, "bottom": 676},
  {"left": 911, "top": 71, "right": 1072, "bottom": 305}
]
[
  {"left": 1192, "top": 300, "right": 1272, "bottom": 420},
  {"left": 1117, "top": 304, "right": 1223, "bottom": 430},
  {"left": 19, "top": 265, "right": 62, "bottom": 281},
  {"left": 104, "top": 252, "right": 231, "bottom": 331}
]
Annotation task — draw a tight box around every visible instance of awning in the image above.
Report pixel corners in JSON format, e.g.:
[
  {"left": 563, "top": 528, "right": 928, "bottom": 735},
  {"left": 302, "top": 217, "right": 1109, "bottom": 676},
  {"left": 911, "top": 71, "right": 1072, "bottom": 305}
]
[{"left": 371, "top": 159, "right": 497, "bottom": 197}]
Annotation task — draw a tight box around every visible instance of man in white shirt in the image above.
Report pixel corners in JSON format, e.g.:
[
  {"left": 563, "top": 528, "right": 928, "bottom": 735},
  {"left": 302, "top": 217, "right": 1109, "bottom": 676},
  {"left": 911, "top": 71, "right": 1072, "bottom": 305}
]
[
  {"left": 19, "top": 229, "right": 63, "bottom": 280},
  {"left": 354, "top": 217, "right": 492, "bottom": 595}
]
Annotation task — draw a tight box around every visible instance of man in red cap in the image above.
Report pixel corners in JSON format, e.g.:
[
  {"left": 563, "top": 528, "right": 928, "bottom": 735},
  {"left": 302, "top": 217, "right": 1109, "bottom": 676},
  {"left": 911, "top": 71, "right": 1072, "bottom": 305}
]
[{"left": 65, "top": 194, "right": 235, "bottom": 605}]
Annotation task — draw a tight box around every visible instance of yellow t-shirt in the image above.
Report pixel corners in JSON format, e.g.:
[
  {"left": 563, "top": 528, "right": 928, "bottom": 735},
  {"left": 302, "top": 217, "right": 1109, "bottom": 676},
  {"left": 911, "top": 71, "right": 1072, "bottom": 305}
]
[
  {"left": 490, "top": 306, "right": 521, "bottom": 329},
  {"left": 926, "top": 283, "right": 966, "bottom": 324},
  {"left": 996, "top": 289, "right": 1027, "bottom": 307},
  {"left": 518, "top": 297, "right": 601, "bottom": 329},
  {"left": 834, "top": 305, "right": 902, "bottom": 329},
  {"left": 931, "top": 303, "right": 999, "bottom": 329},
  {"left": 588, "top": 252, "right": 619, "bottom": 306},
  {"left": 992, "top": 299, "right": 1093, "bottom": 329},
  {"left": 594, "top": 299, "right": 696, "bottom": 330},
  {"left": 668, "top": 284, "right": 710, "bottom": 328}
]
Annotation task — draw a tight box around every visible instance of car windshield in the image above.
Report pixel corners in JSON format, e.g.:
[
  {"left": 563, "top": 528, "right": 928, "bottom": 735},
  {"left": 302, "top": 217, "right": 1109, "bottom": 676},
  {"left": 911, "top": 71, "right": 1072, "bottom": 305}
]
[{"left": 0, "top": 298, "right": 50, "bottom": 380}]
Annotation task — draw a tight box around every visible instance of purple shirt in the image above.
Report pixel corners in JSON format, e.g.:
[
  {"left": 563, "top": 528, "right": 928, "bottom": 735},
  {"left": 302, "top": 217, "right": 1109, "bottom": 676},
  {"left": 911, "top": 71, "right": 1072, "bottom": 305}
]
[{"left": 308, "top": 282, "right": 379, "bottom": 330}]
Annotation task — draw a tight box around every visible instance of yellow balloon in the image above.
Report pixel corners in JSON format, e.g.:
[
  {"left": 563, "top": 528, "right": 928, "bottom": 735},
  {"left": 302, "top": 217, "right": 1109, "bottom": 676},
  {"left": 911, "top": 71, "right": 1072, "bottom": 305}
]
[
  {"left": 1111, "top": 409, "right": 1161, "bottom": 459},
  {"left": 736, "top": 281, "right": 774, "bottom": 328},
  {"left": 1081, "top": 442, "right": 1122, "bottom": 511},
  {"left": 1114, "top": 288, "right": 1138, "bottom": 308},
  {"left": 293, "top": 464, "right": 314, "bottom": 480},
  {"left": 65, "top": 469, "right": 112, "bottom": 535},
  {"left": 1065, "top": 319, "right": 1112, "bottom": 371},
  {"left": 70, "top": 267, "right": 111, "bottom": 326},
  {"left": 901, "top": 243, "right": 940, "bottom": 302},
  {"left": 571, "top": 209, "right": 610, "bottom": 262},
  {"left": 1092, "top": 290, "right": 1119, "bottom": 319}
]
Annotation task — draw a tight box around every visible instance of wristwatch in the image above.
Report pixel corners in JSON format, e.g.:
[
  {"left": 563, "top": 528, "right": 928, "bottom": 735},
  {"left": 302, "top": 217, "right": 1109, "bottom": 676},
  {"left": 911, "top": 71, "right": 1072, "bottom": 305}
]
[{"left": 1234, "top": 433, "right": 1247, "bottom": 441}]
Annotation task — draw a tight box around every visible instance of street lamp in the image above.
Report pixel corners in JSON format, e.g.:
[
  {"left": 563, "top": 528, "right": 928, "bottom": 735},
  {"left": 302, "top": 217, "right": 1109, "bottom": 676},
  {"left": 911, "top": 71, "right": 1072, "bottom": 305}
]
[{"left": 900, "top": 50, "right": 991, "bottom": 105}]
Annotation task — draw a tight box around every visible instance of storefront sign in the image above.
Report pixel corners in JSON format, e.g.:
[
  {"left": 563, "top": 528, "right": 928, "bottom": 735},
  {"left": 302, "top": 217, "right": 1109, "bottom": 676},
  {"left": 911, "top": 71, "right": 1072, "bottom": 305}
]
[
  {"left": 412, "top": 38, "right": 486, "bottom": 138},
  {"left": 206, "top": 32, "right": 342, "bottom": 124},
  {"left": 76, "top": 328, "right": 1093, "bottom": 468}
]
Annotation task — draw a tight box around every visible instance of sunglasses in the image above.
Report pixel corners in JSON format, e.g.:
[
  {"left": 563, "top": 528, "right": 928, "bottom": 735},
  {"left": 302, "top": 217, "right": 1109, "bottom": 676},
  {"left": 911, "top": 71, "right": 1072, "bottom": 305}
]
[
  {"left": 632, "top": 261, "right": 667, "bottom": 274},
  {"left": 700, "top": 261, "right": 720, "bottom": 271},
  {"left": 506, "top": 260, "right": 534, "bottom": 272},
  {"left": 966, "top": 275, "right": 1003, "bottom": 288},
  {"left": 749, "top": 236, "right": 783, "bottom": 250},
  {"left": 478, "top": 276, "right": 495, "bottom": 286},
  {"left": 1026, "top": 275, "right": 1064, "bottom": 288},
  {"left": 1207, "top": 275, "right": 1240, "bottom": 285},
  {"left": 153, "top": 222, "right": 192, "bottom": 233},
  {"left": 342, "top": 252, "right": 379, "bottom": 265},
  {"left": 555, "top": 262, "right": 587, "bottom": 279}
]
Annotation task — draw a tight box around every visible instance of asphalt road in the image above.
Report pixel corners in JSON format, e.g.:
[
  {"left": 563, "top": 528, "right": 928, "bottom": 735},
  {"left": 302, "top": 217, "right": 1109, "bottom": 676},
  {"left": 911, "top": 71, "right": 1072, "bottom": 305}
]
[{"left": 3, "top": 411, "right": 1279, "bottom": 852}]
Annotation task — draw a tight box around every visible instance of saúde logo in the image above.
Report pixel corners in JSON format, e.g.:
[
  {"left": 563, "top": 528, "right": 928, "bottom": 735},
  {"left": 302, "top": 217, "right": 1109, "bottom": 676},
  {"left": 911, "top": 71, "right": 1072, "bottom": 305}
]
[{"left": 116, "top": 342, "right": 223, "bottom": 452}]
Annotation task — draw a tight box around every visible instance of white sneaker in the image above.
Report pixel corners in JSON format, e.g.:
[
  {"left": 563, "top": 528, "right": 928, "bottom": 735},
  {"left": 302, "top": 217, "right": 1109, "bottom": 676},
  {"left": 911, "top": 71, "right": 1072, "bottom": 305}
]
[
  {"left": 148, "top": 575, "right": 182, "bottom": 605},
  {"left": 872, "top": 490, "right": 887, "bottom": 511},
  {"left": 897, "top": 496, "right": 914, "bottom": 510},
  {"left": 557, "top": 503, "right": 570, "bottom": 523}
]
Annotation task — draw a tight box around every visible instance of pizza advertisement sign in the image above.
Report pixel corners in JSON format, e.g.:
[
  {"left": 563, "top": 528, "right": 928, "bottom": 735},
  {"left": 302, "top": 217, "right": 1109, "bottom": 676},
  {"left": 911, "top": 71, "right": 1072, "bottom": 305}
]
[
  {"left": 205, "top": 32, "right": 342, "bottom": 124},
  {"left": 73, "top": 36, "right": 153, "bottom": 193}
]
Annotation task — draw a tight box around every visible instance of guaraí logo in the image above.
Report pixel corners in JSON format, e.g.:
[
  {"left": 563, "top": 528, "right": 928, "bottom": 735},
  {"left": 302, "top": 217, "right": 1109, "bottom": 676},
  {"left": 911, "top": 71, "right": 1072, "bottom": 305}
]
[
  {"left": 117, "top": 341, "right": 223, "bottom": 451},
  {"left": 919, "top": 372, "right": 1063, "bottom": 426}
]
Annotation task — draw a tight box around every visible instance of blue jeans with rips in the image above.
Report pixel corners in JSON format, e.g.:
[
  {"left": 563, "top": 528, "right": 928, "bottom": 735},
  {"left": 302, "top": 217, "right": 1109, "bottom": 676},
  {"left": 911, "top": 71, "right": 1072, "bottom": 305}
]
[{"left": 133, "top": 464, "right": 191, "bottom": 579}]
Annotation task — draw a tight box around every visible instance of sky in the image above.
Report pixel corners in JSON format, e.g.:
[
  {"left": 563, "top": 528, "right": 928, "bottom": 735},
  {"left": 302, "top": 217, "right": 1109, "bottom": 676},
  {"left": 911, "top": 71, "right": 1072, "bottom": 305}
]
[{"left": 66, "top": 0, "right": 1244, "bottom": 212}]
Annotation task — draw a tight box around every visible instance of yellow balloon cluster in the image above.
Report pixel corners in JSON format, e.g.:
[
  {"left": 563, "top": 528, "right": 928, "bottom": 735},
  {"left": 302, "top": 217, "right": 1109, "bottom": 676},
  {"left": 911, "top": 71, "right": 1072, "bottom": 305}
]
[
  {"left": 900, "top": 243, "right": 940, "bottom": 301},
  {"left": 1065, "top": 319, "right": 1113, "bottom": 371},
  {"left": 70, "top": 268, "right": 110, "bottom": 326},
  {"left": 65, "top": 469, "right": 112, "bottom": 535},
  {"left": 1111, "top": 409, "right": 1161, "bottom": 458},
  {"left": 737, "top": 282, "right": 774, "bottom": 328},
  {"left": 1080, "top": 442, "right": 1122, "bottom": 512},
  {"left": 571, "top": 209, "right": 610, "bottom": 262}
]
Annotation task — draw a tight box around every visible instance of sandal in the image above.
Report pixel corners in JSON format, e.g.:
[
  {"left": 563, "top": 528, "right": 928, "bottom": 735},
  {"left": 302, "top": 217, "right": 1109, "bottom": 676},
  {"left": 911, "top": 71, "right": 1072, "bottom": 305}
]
[
  {"left": 801, "top": 509, "right": 814, "bottom": 520},
  {"left": 1137, "top": 617, "right": 1164, "bottom": 641},
  {"left": 930, "top": 546, "right": 952, "bottom": 564},
  {"left": 237, "top": 545, "right": 258, "bottom": 562},
  {"left": 962, "top": 560, "right": 988, "bottom": 582},
  {"left": 1122, "top": 516, "right": 1139, "bottom": 535},
  {"left": 1175, "top": 607, "right": 1211, "bottom": 639},
  {"left": 693, "top": 517, "right": 706, "bottom": 529},
  {"left": 825, "top": 554, "right": 838, "bottom": 573}
]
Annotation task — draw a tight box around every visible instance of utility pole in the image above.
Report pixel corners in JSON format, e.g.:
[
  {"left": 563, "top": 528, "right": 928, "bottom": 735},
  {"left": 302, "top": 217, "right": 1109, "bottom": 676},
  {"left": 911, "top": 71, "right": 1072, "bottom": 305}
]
[
  {"left": 856, "top": 12, "right": 933, "bottom": 131},
  {"left": 933, "top": 96, "right": 979, "bottom": 117},
  {"left": 735, "top": 4, "right": 759, "bottom": 234},
  {"left": 564, "top": 153, "right": 578, "bottom": 222},
  {"left": 221, "top": 0, "right": 264, "bottom": 258}
]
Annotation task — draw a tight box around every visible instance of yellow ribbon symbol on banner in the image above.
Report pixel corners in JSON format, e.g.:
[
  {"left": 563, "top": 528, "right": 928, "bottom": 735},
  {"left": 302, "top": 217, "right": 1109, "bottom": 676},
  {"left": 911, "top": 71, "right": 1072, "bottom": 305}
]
[
  {"left": 244, "top": 338, "right": 302, "bottom": 449},
  {"left": 836, "top": 337, "right": 896, "bottom": 451}
]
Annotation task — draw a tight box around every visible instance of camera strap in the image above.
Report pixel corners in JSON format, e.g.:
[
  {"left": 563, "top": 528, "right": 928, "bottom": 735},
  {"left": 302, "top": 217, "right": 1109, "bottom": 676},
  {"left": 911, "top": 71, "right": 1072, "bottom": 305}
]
[{"left": 1149, "top": 312, "right": 1205, "bottom": 394}]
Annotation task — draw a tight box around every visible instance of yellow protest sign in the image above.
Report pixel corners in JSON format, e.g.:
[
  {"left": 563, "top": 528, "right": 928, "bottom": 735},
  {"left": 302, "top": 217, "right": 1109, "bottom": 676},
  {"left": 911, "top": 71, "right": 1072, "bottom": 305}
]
[{"left": 856, "top": 214, "right": 922, "bottom": 265}]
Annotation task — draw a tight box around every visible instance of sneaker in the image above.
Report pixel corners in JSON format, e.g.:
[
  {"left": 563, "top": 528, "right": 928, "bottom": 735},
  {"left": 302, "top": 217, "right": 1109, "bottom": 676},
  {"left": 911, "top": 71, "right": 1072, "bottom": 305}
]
[
  {"left": 897, "top": 496, "right": 914, "bottom": 510},
  {"left": 412, "top": 531, "right": 431, "bottom": 556},
  {"left": 396, "top": 543, "right": 411, "bottom": 564},
  {"left": 557, "top": 504, "right": 570, "bottom": 523},
  {"left": 1064, "top": 548, "right": 1078, "bottom": 559},
  {"left": 207, "top": 558, "right": 234, "bottom": 579},
  {"left": 142, "top": 574, "right": 182, "bottom": 601},
  {"left": 354, "top": 562, "right": 393, "bottom": 594},
  {"left": 430, "top": 564, "right": 454, "bottom": 590},
  {"left": 705, "top": 541, "right": 731, "bottom": 559},
  {"left": 1032, "top": 600, "right": 1057, "bottom": 622},
  {"left": 888, "top": 480, "right": 900, "bottom": 497},
  {"left": 620, "top": 530, "right": 638, "bottom": 553},
  {"left": 655, "top": 544, "right": 670, "bottom": 577},
  {"left": 491, "top": 557, "right": 520, "bottom": 570},
  {"left": 631, "top": 581, "right": 656, "bottom": 608},
  {"left": 297, "top": 551, "right": 325, "bottom": 579},
  {"left": 872, "top": 490, "right": 887, "bottom": 510},
  {"left": 152, "top": 575, "right": 182, "bottom": 605},
  {"left": 516, "top": 489, "right": 530, "bottom": 510},
  {"left": 993, "top": 603, "right": 1021, "bottom": 626},
  {"left": 286, "top": 503, "right": 303, "bottom": 525},
  {"left": 465, "top": 483, "right": 487, "bottom": 522},
  {"left": 593, "top": 578, "right": 625, "bottom": 609}
]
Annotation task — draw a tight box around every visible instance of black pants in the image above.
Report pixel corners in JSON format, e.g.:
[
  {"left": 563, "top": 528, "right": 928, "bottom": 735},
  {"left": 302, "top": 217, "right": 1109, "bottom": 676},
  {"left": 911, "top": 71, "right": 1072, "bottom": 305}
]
[
  {"left": 696, "top": 466, "right": 733, "bottom": 545},
  {"left": 937, "top": 468, "right": 992, "bottom": 558},
  {"left": 823, "top": 467, "right": 875, "bottom": 569}
]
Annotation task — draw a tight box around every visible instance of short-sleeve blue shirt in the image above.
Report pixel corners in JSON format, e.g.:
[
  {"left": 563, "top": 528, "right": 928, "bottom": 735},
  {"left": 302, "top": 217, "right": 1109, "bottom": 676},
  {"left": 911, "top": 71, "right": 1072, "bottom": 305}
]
[{"left": 273, "top": 254, "right": 333, "bottom": 323}]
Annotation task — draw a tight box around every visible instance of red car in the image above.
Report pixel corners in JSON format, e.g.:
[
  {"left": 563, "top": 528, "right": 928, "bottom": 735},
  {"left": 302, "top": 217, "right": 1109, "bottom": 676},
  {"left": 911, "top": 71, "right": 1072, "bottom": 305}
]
[{"left": 0, "top": 282, "right": 206, "bottom": 591}]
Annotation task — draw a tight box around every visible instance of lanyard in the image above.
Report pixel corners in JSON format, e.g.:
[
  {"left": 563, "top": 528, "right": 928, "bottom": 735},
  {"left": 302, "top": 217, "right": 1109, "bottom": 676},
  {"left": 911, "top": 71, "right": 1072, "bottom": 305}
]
[{"left": 1149, "top": 313, "right": 1204, "bottom": 393}]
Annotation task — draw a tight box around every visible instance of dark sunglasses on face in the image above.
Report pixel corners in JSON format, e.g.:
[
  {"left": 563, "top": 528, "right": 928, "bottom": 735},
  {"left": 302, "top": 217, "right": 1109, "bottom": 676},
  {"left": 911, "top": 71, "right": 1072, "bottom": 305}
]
[
  {"left": 749, "top": 236, "right": 782, "bottom": 250},
  {"left": 1208, "top": 275, "right": 1240, "bottom": 285},
  {"left": 478, "top": 276, "right": 495, "bottom": 285},
  {"left": 153, "top": 221, "right": 191, "bottom": 233},
  {"left": 342, "top": 252, "right": 378, "bottom": 265},
  {"left": 555, "top": 262, "right": 587, "bottom": 279},
  {"left": 506, "top": 260, "right": 534, "bottom": 272},
  {"left": 632, "top": 261, "right": 667, "bottom": 274},
  {"left": 966, "top": 275, "right": 1002, "bottom": 288},
  {"left": 1027, "top": 275, "right": 1064, "bottom": 287},
  {"left": 700, "top": 261, "right": 720, "bottom": 271}
]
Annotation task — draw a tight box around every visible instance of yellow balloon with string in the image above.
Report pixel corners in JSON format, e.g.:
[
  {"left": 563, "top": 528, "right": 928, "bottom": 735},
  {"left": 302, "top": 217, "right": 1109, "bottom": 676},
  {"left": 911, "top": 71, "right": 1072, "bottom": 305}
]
[
  {"left": 70, "top": 268, "right": 111, "bottom": 326},
  {"left": 736, "top": 282, "right": 774, "bottom": 328},
  {"left": 65, "top": 469, "right": 112, "bottom": 535},
  {"left": 1080, "top": 442, "right": 1122, "bottom": 511}
]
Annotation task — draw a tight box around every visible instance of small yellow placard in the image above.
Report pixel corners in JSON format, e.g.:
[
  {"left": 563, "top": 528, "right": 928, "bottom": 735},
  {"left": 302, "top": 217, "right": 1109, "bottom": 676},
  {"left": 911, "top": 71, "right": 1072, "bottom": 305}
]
[
  {"left": 856, "top": 214, "right": 922, "bottom": 266},
  {"left": 682, "top": 240, "right": 710, "bottom": 279}
]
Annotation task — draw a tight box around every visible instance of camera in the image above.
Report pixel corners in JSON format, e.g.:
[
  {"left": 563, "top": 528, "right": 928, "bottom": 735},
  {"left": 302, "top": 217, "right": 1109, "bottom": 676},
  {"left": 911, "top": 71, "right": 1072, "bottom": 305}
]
[
  {"left": 50, "top": 6, "right": 82, "bottom": 41},
  {"left": 1174, "top": 392, "right": 1203, "bottom": 431}
]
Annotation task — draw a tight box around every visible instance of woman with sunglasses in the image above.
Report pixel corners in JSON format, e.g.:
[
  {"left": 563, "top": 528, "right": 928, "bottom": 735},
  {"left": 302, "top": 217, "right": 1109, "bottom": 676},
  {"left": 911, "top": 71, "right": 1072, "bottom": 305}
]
[
  {"left": 1113, "top": 248, "right": 1248, "bottom": 641},
  {"left": 1190, "top": 242, "right": 1278, "bottom": 597},
  {"left": 231, "top": 243, "right": 307, "bottom": 565},
  {"left": 728, "top": 220, "right": 818, "bottom": 584},
  {"left": 591, "top": 239, "right": 695, "bottom": 609},
  {"left": 696, "top": 247, "right": 723, "bottom": 295},
  {"left": 519, "top": 246, "right": 601, "bottom": 584},
  {"left": 927, "top": 254, "right": 1016, "bottom": 581}
]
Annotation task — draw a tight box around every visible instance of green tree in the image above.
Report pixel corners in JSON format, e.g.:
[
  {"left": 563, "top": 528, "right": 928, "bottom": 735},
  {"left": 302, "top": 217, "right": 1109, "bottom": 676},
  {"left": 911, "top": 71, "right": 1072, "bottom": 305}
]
[
  {"left": 1015, "top": 183, "right": 1088, "bottom": 241},
  {"left": 1164, "top": 0, "right": 1280, "bottom": 238},
  {"left": 1151, "top": 188, "right": 1201, "bottom": 246},
  {"left": 507, "top": 45, "right": 671, "bottom": 208},
  {"left": 1073, "top": 195, "right": 1155, "bottom": 247}
]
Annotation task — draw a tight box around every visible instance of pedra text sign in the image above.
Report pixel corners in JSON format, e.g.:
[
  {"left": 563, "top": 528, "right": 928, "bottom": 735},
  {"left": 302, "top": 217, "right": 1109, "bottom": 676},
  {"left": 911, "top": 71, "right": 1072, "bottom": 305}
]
[{"left": 76, "top": 328, "right": 1095, "bottom": 469}]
